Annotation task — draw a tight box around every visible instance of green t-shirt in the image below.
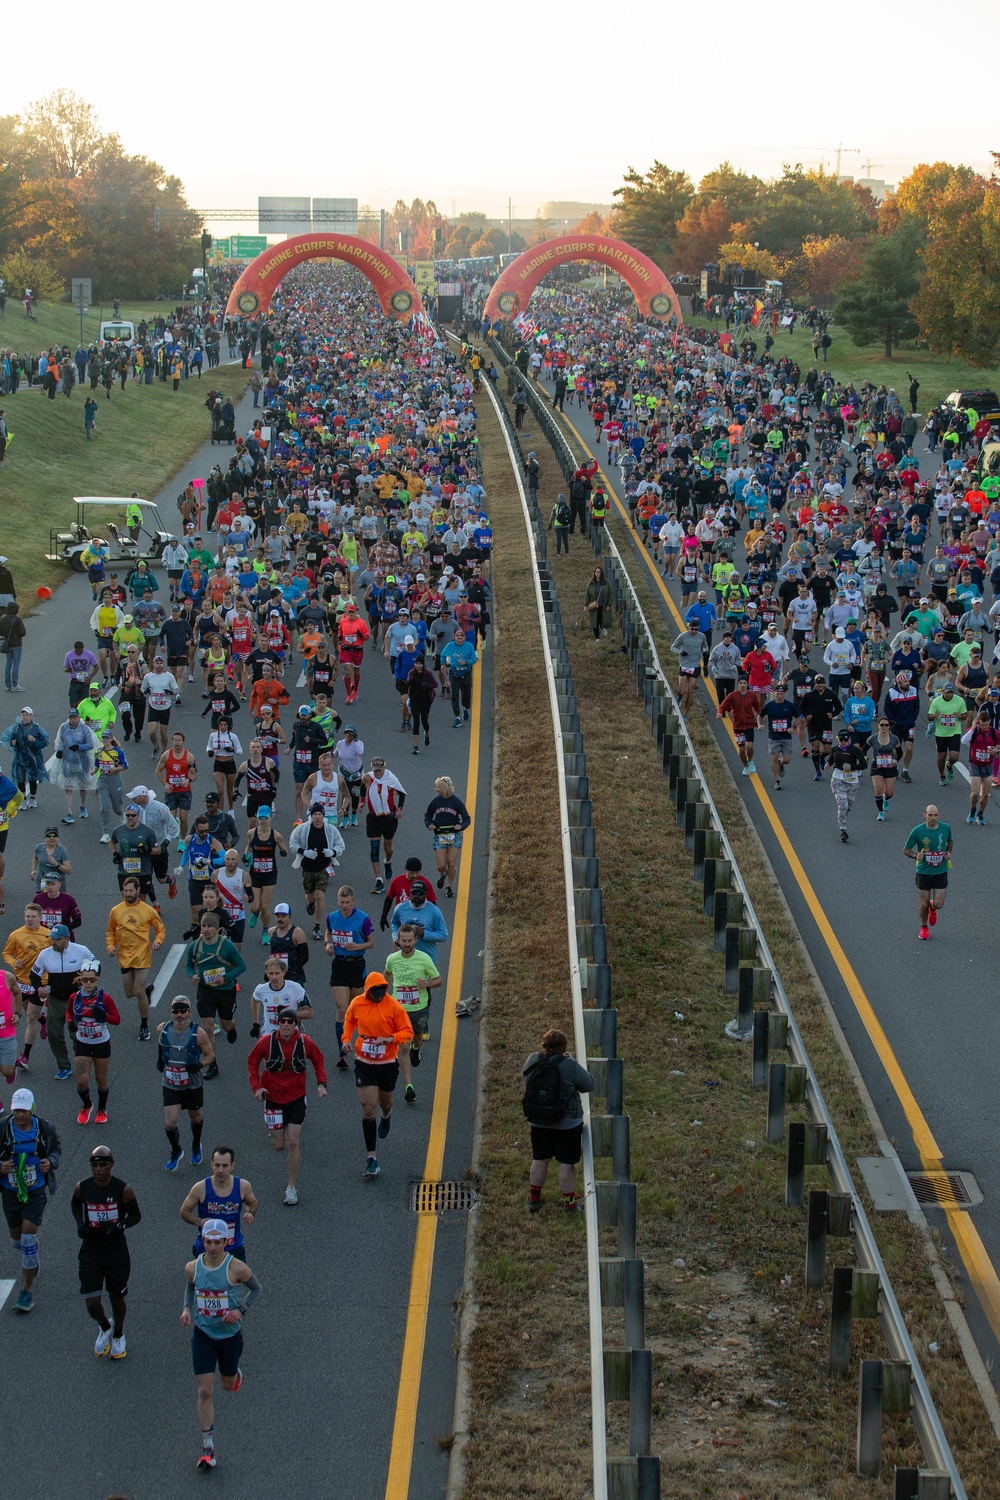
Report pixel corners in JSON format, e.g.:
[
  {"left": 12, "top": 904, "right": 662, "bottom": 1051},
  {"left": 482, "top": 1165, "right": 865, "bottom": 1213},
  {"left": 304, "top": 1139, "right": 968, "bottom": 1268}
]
[
  {"left": 928, "top": 694, "right": 964, "bottom": 735},
  {"left": 904, "top": 608, "right": 940, "bottom": 639},
  {"left": 905, "top": 822, "right": 952, "bottom": 873},
  {"left": 385, "top": 949, "right": 440, "bottom": 1012}
]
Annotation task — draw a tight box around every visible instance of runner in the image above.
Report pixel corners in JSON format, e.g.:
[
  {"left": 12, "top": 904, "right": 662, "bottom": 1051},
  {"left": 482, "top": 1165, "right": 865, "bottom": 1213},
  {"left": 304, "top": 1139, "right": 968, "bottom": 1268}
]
[
  {"left": 71, "top": 1144, "right": 141, "bottom": 1359},
  {"left": 800, "top": 674, "right": 842, "bottom": 781},
  {"left": 961, "top": 708, "right": 1000, "bottom": 825},
  {"left": 68, "top": 961, "right": 121, "bottom": 1124},
  {"left": 869, "top": 717, "right": 902, "bottom": 822},
  {"left": 301, "top": 747, "right": 340, "bottom": 829},
  {"left": 141, "top": 653, "right": 182, "bottom": 757},
  {"left": 424, "top": 775, "right": 471, "bottom": 897},
  {"left": 334, "top": 725, "right": 365, "bottom": 827},
  {"left": 106, "top": 876, "right": 166, "bottom": 1039},
  {"left": 110, "top": 802, "right": 159, "bottom": 904},
  {"left": 179, "top": 1146, "right": 258, "bottom": 1261},
  {"left": 0, "top": 1087, "right": 60, "bottom": 1313},
  {"left": 156, "top": 729, "right": 198, "bottom": 839},
  {"left": 245, "top": 808, "right": 287, "bottom": 935},
  {"left": 926, "top": 682, "right": 964, "bottom": 786},
  {"left": 325, "top": 885, "right": 375, "bottom": 1069},
  {"left": 827, "top": 727, "right": 868, "bottom": 843},
  {"left": 340, "top": 971, "right": 413, "bottom": 1180},
  {"left": 286, "top": 707, "right": 327, "bottom": 823},
  {"left": 180, "top": 1220, "right": 262, "bottom": 1472},
  {"left": 757, "top": 680, "right": 794, "bottom": 792},
  {"left": 179, "top": 813, "right": 227, "bottom": 932},
  {"left": 184, "top": 913, "right": 246, "bottom": 1071},
  {"left": 716, "top": 677, "right": 762, "bottom": 776},
  {"left": 0, "top": 964, "right": 18, "bottom": 1112},
  {"left": 289, "top": 803, "right": 344, "bottom": 941},
  {"left": 3, "top": 903, "right": 51, "bottom": 1071},
  {"left": 247, "top": 1008, "right": 327, "bottom": 1204},
  {"left": 904, "top": 804, "right": 954, "bottom": 940},
  {"left": 214, "top": 847, "right": 252, "bottom": 948},
  {"left": 206, "top": 716, "right": 243, "bottom": 810},
  {"left": 337, "top": 599, "right": 370, "bottom": 704},
  {"left": 362, "top": 756, "right": 406, "bottom": 894},
  {"left": 385, "top": 923, "right": 441, "bottom": 1104},
  {"left": 250, "top": 956, "right": 311, "bottom": 1039},
  {"left": 157, "top": 996, "right": 214, "bottom": 1168}
]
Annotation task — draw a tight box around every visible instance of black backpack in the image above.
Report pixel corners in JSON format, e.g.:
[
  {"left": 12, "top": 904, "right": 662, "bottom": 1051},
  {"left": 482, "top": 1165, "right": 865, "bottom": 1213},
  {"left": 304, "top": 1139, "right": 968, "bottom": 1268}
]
[
  {"left": 555, "top": 499, "right": 571, "bottom": 526},
  {"left": 522, "top": 1054, "right": 569, "bottom": 1125}
]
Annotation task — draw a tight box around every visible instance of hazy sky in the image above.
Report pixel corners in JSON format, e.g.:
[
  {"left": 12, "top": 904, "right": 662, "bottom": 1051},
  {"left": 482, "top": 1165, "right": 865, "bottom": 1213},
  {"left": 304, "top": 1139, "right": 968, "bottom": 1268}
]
[{"left": 7, "top": 0, "right": 998, "bottom": 231}]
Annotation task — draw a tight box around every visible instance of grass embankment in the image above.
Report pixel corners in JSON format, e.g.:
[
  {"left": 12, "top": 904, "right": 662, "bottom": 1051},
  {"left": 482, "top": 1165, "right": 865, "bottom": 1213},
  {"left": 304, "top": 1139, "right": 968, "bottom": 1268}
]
[
  {"left": 457, "top": 398, "right": 594, "bottom": 1496},
  {"left": 0, "top": 355, "right": 249, "bottom": 599},
  {"left": 685, "top": 310, "right": 1000, "bottom": 411},
  {"left": 2, "top": 298, "right": 183, "bottom": 357},
  {"left": 503, "top": 414, "right": 1000, "bottom": 1494}
]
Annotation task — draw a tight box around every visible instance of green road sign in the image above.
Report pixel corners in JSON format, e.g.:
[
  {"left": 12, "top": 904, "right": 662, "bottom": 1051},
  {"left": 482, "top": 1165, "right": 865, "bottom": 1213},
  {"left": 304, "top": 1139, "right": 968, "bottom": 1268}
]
[{"left": 231, "top": 236, "right": 267, "bottom": 259}]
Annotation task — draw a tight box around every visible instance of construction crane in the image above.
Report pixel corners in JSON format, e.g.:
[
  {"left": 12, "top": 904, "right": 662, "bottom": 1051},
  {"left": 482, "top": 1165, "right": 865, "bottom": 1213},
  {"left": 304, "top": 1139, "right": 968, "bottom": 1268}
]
[{"left": 803, "top": 145, "right": 860, "bottom": 177}]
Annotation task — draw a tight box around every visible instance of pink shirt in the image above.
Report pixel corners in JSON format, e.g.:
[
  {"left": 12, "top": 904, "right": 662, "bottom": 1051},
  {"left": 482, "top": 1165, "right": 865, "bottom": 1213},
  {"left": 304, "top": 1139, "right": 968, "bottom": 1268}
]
[{"left": 0, "top": 974, "right": 16, "bottom": 1039}]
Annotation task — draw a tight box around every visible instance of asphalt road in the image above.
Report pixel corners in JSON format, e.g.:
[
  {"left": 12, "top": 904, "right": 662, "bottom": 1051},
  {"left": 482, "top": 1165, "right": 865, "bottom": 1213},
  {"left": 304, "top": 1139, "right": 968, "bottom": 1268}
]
[
  {"left": 0, "top": 387, "right": 491, "bottom": 1497},
  {"left": 541, "top": 380, "right": 1000, "bottom": 1380}
]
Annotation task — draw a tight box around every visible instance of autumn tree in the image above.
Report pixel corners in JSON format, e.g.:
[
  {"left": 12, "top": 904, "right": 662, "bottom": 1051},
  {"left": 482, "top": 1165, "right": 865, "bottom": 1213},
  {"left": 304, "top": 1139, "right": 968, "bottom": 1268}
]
[
  {"left": 693, "top": 162, "right": 762, "bottom": 224},
  {"left": 610, "top": 161, "right": 693, "bottom": 265},
  {"left": 912, "top": 179, "right": 1000, "bottom": 366},
  {"left": 717, "top": 240, "right": 783, "bottom": 284},
  {"left": 670, "top": 199, "right": 732, "bottom": 272},
  {"left": 797, "top": 234, "right": 867, "bottom": 296},
  {"left": 748, "top": 166, "right": 862, "bottom": 253},
  {"left": 835, "top": 220, "right": 921, "bottom": 358}
]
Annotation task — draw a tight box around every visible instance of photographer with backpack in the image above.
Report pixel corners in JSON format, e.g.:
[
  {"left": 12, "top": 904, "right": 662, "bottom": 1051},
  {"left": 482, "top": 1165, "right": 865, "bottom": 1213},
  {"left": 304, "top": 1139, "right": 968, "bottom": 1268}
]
[
  {"left": 547, "top": 494, "right": 572, "bottom": 555},
  {"left": 521, "top": 1028, "right": 594, "bottom": 1214}
]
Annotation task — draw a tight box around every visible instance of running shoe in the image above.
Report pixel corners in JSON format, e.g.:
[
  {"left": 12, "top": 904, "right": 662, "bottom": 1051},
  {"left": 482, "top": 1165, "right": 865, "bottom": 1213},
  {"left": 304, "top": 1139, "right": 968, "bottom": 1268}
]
[
  {"left": 453, "top": 716, "right": 462, "bottom": 727},
  {"left": 528, "top": 1196, "right": 542, "bottom": 1214},
  {"left": 166, "top": 1148, "right": 185, "bottom": 1171},
  {"left": 339, "top": 815, "right": 349, "bottom": 829},
  {"left": 801, "top": 746, "right": 809, "bottom": 757},
  {"left": 14, "top": 1290, "right": 34, "bottom": 1314},
  {"left": 840, "top": 830, "right": 849, "bottom": 842},
  {"left": 213, "top": 1020, "right": 221, "bottom": 1035},
  {"left": 447, "top": 886, "right": 454, "bottom": 898},
  {"left": 939, "top": 777, "right": 947, "bottom": 786},
  {"left": 204, "top": 1062, "right": 220, "bottom": 1080},
  {"left": 190, "top": 1146, "right": 203, "bottom": 1165},
  {"left": 437, "top": 873, "right": 446, "bottom": 889},
  {"left": 100, "top": 834, "right": 111, "bottom": 843},
  {"left": 168, "top": 879, "right": 177, "bottom": 900},
  {"left": 404, "top": 1084, "right": 416, "bottom": 1103},
  {"left": 901, "top": 770, "right": 912, "bottom": 783},
  {"left": 377, "top": 1112, "right": 392, "bottom": 1139},
  {"left": 39, "top": 1009, "right": 47, "bottom": 1040},
  {"left": 110, "top": 1335, "right": 126, "bottom": 1360},
  {"left": 79, "top": 807, "right": 88, "bottom": 819},
  {"left": 62, "top": 814, "right": 75, "bottom": 825},
  {"left": 773, "top": 780, "right": 781, "bottom": 791},
  {"left": 138, "top": 1023, "right": 150, "bottom": 1041},
  {"left": 261, "top": 930, "right": 270, "bottom": 946},
  {"left": 746, "top": 761, "right": 756, "bottom": 775},
  {"left": 929, "top": 907, "right": 938, "bottom": 927},
  {"left": 350, "top": 813, "right": 357, "bottom": 826},
  {"left": 283, "top": 1186, "right": 298, "bottom": 1206},
  {"left": 94, "top": 1327, "right": 112, "bottom": 1357},
  {"left": 363, "top": 1157, "right": 380, "bottom": 1179},
  {"left": 968, "top": 811, "right": 976, "bottom": 823},
  {"left": 95, "top": 1108, "right": 108, "bottom": 1125},
  {"left": 15, "top": 1053, "right": 28, "bottom": 1072},
  {"left": 876, "top": 811, "right": 885, "bottom": 822},
  {"left": 248, "top": 912, "right": 258, "bottom": 928},
  {"left": 196, "top": 1452, "right": 217, "bottom": 1472},
  {"left": 463, "top": 708, "right": 470, "bottom": 721},
  {"left": 55, "top": 1067, "right": 72, "bottom": 1080},
  {"left": 231, "top": 1368, "right": 242, "bottom": 1391},
  {"left": 409, "top": 1045, "right": 420, "bottom": 1068},
  {"left": 372, "top": 877, "right": 384, "bottom": 894},
  {"left": 77, "top": 1104, "right": 93, "bottom": 1125},
  {"left": 312, "top": 924, "right": 322, "bottom": 941},
  {"left": 918, "top": 926, "right": 930, "bottom": 940},
  {"left": 977, "top": 813, "right": 986, "bottom": 825},
  {"left": 305, "top": 899, "right": 315, "bottom": 916}
]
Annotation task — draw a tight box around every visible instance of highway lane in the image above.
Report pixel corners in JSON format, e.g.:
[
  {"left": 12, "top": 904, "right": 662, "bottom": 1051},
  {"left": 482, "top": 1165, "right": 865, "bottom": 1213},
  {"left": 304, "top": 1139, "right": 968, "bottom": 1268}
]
[
  {"left": 0, "top": 396, "right": 490, "bottom": 1497},
  {"left": 536, "top": 379, "right": 1000, "bottom": 1378}
]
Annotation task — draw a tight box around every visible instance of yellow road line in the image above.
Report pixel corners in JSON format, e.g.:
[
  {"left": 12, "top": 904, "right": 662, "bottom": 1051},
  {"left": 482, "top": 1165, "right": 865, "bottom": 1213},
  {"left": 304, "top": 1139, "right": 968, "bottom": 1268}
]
[
  {"left": 384, "top": 660, "right": 482, "bottom": 1500},
  {"left": 555, "top": 406, "right": 1000, "bottom": 1340}
]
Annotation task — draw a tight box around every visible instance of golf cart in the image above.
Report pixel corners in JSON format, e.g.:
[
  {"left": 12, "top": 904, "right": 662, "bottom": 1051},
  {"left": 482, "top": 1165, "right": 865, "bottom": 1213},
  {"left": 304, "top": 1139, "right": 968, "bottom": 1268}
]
[{"left": 47, "top": 498, "right": 174, "bottom": 572}]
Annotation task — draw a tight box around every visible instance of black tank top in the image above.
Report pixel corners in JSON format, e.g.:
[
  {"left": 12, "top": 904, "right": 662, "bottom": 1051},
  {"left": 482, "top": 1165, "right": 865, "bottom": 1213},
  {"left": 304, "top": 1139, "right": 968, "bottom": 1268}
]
[
  {"left": 268, "top": 925, "right": 306, "bottom": 982},
  {"left": 250, "top": 829, "right": 276, "bottom": 879},
  {"left": 963, "top": 663, "right": 988, "bottom": 693},
  {"left": 310, "top": 659, "right": 334, "bottom": 691},
  {"left": 245, "top": 761, "right": 273, "bottom": 798}
]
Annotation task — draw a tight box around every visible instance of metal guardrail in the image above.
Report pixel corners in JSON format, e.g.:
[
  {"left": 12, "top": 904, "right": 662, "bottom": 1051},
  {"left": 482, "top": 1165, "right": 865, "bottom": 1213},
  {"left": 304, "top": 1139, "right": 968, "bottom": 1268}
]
[
  {"left": 492, "top": 334, "right": 966, "bottom": 1498},
  {"left": 472, "top": 337, "right": 661, "bottom": 1500}
]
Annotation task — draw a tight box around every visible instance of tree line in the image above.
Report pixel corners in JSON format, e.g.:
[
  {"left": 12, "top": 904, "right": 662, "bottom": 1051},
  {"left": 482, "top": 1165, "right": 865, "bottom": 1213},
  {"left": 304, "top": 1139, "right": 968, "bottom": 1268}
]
[
  {"left": 602, "top": 157, "right": 1000, "bottom": 366},
  {"left": 0, "top": 89, "right": 200, "bottom": 302}
]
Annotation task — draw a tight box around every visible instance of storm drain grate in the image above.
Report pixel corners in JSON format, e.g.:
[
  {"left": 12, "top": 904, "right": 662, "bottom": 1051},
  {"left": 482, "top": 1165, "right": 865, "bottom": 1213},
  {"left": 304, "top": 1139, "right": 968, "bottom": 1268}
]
[
  {"left": 906, "top": 1170, "right": 983, "bottom": 1210},
  {"left": 409, "top": 1180, "right": 477, "bottom": 1214}
]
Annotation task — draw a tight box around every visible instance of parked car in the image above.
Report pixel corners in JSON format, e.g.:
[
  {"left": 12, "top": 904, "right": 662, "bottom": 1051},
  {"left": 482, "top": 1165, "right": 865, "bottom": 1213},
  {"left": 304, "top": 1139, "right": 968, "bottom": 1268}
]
[{"left": 944, "top": 389, "right": 1000, "bottom": 422}]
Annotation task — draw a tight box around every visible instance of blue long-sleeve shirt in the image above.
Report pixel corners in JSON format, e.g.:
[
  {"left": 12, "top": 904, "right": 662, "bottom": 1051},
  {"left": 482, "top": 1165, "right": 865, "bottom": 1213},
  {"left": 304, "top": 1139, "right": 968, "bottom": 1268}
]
[{"left": 391, "top": 900, "right": 449, "bottom": 962}]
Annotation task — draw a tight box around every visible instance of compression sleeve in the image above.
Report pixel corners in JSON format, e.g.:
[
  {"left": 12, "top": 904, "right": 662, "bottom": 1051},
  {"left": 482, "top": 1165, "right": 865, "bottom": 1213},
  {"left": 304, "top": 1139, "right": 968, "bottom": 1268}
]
[{"left": 241, "top": 1273, "right": 263, "bottom": 1311}]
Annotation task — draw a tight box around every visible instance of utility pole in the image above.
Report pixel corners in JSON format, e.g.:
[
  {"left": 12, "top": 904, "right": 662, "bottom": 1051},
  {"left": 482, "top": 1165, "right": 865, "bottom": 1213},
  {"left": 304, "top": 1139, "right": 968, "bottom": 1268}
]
[
  {"left": 380, "top": 209, "right": 385, "bottom": 250},
  {"left": 507, "top": 196, "right": 512, "bottom": 256},
  {"left": 834, "top": 143, "right": 860, "bottom": 177}
]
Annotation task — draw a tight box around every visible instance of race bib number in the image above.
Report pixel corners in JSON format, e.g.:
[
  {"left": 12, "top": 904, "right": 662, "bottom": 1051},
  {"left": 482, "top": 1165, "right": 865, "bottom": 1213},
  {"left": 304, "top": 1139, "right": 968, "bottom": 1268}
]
[
  {"left": 436, "top": 832, "right": 455, "bottom": 846},
  {"left": 203, "top": 966, "right": 226, "bottom": 988},
  {"left": 164, "top": 1063, "right": 189, "bottom": 1088},
  {"left": 924, "top": 850, "right": 944, "bottom": 867},
  {"left": 86, "top": 1200, "right": 119, "bottom": 1226},
  {"left": 295, "top": 749, "right": 312, "bottom": 763},
  {"left": 272, "top": 952, "right": 288, "bottom": 968},
  {"left": 76, "top": 1019, "right": 103, "bottom": 1043},
  {"left": 838, "top": 770, "right": 859, "bottom": 786},
  {"left": 330, "top": 929, "right": 353, "bottom": 948},
  {"left": 150, "top": 692, "right": 170, "bottom": 711},
  {"left": 19, "top": 982, "right": 34, "bottom": 995},
  {"left": 361, "top": 1038, "right": 386, "bottom": 1060},
  {"left": 196, "top": 1290, "right": 228, "bottom": 1318},
  {"left": 122, "top": 856, "right": 141, "bottom": 874},
  {"left": 9, "top": 1164, "right": 38, "bottom": 1189},
  {"left": 264, "top": 1104, "right": 283, "bottom": 1131},
  {"left": 395, "top": 986, "right": 420, "bottom": 1005}
]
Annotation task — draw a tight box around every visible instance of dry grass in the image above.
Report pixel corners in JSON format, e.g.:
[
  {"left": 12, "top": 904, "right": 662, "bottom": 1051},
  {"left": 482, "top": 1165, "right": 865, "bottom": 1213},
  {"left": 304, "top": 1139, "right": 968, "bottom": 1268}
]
[{"left": 459, "top": 397, "right": 593, "bottom": 1497}]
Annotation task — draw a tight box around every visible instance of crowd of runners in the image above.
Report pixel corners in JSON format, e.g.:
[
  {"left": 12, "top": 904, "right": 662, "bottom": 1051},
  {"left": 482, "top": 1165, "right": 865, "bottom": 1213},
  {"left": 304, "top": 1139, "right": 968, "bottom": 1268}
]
[
  {"left": 497, "top": 283, "right": 1000, "bottom": 941},
  {"left": 0, "top": 265, "right": 489, "bottom": 1471}
]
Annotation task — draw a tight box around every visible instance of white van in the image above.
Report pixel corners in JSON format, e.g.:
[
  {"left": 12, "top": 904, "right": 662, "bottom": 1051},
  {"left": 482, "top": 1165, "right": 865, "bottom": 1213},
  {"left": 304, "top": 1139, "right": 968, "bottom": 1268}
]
[{"left": 98, "top": 320, "right": 136, "bottom": 348}]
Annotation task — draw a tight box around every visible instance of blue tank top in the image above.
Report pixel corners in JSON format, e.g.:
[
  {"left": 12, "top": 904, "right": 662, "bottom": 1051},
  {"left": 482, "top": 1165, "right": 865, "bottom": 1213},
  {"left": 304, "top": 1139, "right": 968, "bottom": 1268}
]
[
  {"left": 4, "top": 1120, "right": 41, "bottom": 1193},
  {"left": 188, "top": 833, "right": 213, "bottom": 883},
  {"left": 193, "top": 1252, "right": 241, "bottom": 1338},
  {"left": 194, "top": 1176, "right": 244, "bottom": 1254}
]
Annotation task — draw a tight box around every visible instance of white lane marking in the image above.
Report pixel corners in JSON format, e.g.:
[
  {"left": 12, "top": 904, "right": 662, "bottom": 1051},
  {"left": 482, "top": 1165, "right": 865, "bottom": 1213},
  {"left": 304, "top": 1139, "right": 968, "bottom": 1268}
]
[
  {"left": 46, "top": 686, "right": 120, "bottom": 771},
  {"left": 150, "top": 943, "right": 186, "bottom": 1008},
  {"left": 0, "top": 1279, "right": 15, "bottom": 1313},
  {"left": 296, "top": 669, "right": 306, "bottom": 688}
]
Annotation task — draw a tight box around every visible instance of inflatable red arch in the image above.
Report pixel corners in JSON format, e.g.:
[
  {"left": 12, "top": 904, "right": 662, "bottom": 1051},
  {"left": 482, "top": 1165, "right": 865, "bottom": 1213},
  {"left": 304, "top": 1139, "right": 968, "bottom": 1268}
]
[
  {"left": 484, "top": 234, "right": 682, "bottom": 325},
  {"left": 224, "top": 233, "right": 423, "bottom": 321}
]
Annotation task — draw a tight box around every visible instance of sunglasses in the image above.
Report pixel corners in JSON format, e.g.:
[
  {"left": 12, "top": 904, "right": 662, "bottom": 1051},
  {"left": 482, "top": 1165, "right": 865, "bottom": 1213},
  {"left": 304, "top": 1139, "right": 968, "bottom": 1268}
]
[{"left": 171, "top": 1006, "right": 191, "bottom": 1014}]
